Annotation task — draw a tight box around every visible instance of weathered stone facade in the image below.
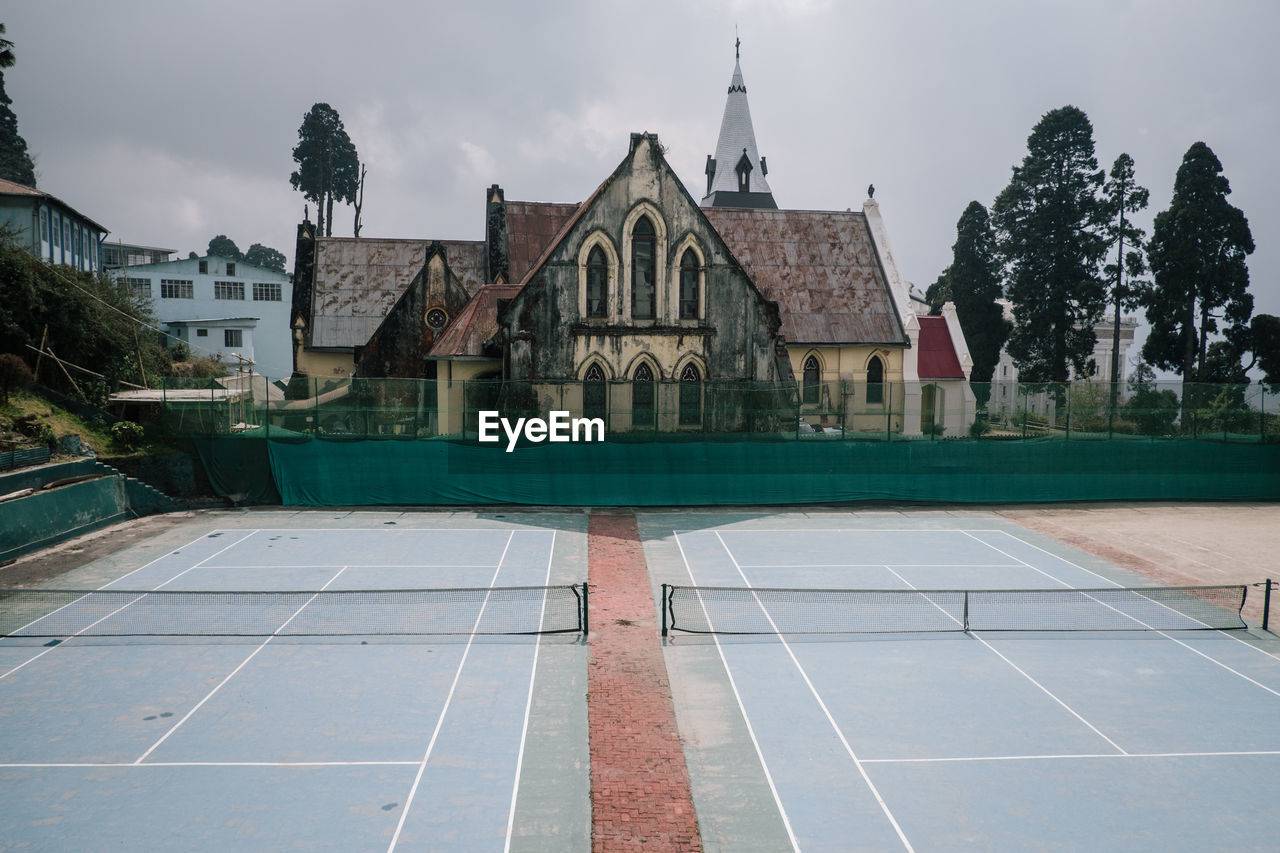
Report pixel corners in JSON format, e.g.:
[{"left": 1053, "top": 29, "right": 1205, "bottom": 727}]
[{"left": 497, "top": 134, "right": 787, "bottom": 388}]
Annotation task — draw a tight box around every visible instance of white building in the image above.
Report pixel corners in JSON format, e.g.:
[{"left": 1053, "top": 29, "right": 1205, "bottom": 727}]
[
  {"left": 116, "top": 254, "right": 293, "bottom": 379},
  {"left": 989, "top": 299, "right": 1139, "bottom": 418}
]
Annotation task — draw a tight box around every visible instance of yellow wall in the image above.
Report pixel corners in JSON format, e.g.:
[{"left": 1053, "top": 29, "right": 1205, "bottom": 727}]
[
  {"left": 790, "top": 344, "right": 905, "bottom": 432},
  {"left": 295, "top": 349, "right": 355, "bottom": 379}
]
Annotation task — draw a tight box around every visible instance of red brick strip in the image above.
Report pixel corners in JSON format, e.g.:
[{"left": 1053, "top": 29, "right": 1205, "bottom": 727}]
[{"left": 588, "top": 512, "right": 702, "bottom": 852}]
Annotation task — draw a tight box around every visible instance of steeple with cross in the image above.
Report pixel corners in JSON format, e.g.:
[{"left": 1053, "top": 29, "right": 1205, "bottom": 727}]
[{"left": 702, "top": 36, "right": 777, "bottom": 209}]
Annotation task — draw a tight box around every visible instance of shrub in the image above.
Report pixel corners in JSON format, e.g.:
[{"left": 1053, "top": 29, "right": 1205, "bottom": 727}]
[
  {"left": 0, "top": 353, "right": 34, "bottom": 405},
  {"left": 110, "top": 420, "right": 145, "bottom": 451}
]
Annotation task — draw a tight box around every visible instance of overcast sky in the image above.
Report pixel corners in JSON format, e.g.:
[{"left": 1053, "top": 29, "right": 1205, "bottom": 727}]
[{"left": 7, "top": 1, "right": 1279, "bottom": 345}]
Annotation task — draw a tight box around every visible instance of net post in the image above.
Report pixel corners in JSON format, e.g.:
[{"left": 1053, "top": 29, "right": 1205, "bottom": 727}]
[
  {"left": 1264, "top": 579, "right": 1272, "bottom": 632},
  {"left": 962, "top": 590, "right": 969, "bottom": 632},
  {"left": 582, "top": 581, "right": 589, "bottom": 637},
  {"left": 661, "top": 583, "right": 669, "bottom": 637}
]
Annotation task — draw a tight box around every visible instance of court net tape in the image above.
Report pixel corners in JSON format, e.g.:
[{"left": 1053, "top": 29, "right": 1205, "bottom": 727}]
[
  {"left": 0, "top": 585, "right": 588, "bottom": 638},
  {"left": 660, "top": 583, "right": 1249, "bottom": 636}
]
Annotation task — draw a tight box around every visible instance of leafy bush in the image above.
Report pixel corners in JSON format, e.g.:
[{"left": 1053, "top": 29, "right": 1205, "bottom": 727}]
[
  {"left": 1124, "top": 387, "right": 1179, "bottom": 435},
  {"left": 110, "top": 420, "right": 145, "bottom": 451},
  {"left": 0, "top": 353, "right": 34, "bottom": 405}
]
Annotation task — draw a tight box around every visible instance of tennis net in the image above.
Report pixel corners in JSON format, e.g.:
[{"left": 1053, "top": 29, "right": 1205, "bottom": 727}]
[
  {"left": 660, "top": 583, "right": 1249, "bottom": 636},
  {"left": 0, "top": 584, "right": 588, "bottom": 638}
]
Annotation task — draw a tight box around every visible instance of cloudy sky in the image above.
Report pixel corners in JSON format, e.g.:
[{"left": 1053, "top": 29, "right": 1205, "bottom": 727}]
[{"left": 7, "top": 1, "right": 1279, "bottom": 335}]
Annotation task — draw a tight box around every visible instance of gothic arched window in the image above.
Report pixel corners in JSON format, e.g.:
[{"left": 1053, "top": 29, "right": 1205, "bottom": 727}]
[
  {"left": 586, "top": 245, "right": 607, "bottom": 318},
  {"left": 631, "top": 217, "right": 656, "bottom": 320},
  {"left": 866, "top": 355, "right": 885, "bottom": 405},
  {"left": 584, "top": 362, "right": 607, "bottom": 420},
  {"left": 632, "top": 361, "right": 656, "bottom": 429},
  {"left": 679, "top": 249, "right": 699, "bottom": 320},
  {"left": 679, "top": 363, "right": 702, "bottom": 426},
  {"left": 802, "top": 355, "right": 821, "bottom": 405}
]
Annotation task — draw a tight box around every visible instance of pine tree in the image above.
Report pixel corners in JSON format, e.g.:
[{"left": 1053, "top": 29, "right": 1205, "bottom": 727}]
[
  {"left": 1099, "top": 153, "right": 1149, "bottom": 412},
  {"left": 1142, "top": 142, "right": 1254, "bottom": 383},
  {"left": 0, "top": 24, "right": 37, "bottom": 187},
  {"left": 289, "top": 103, "right": 359, "bottom": 237},
  {"left": 992, "top": 106, "right": 1108, "bottom": 383},
  {"left": 939, "top": 202, "right": 1009, "bottom": 398}
]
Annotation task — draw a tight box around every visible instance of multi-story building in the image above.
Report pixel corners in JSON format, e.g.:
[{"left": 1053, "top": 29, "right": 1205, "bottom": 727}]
[
  {"left": 0, "top": 177, "right": 107, "bottom": 273},
  {"left": 101, "top": 241, "right": 175, "bottom": 270},
  {"left": 118, "top": 254, "right": 294, "bottom": 379}
]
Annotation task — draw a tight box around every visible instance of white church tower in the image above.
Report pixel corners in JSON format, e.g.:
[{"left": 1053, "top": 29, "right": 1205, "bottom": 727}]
[{"left": 702, "top": 39, "right": 778, "bottom": 209}]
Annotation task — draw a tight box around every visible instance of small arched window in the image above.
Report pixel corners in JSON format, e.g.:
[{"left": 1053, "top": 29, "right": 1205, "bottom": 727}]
[
  {"left": 802, "top": 355, "right": 821, "bottom": 406},
  {"left": 679, "top": 249, "right": 699, "bottom": 320},
  {"left": 866, "top": 355, "right": 885, "bottom": 405},
  {"left": 631, "top": 217, "right": 656, "bottom": 320},
  {"left": 679, "top": 363, "right": 702, "bottom": 426},
  {"left": 584, "top": 362, "right": 607, "bottom": 420},
  {"left": 632, "top": 362, "right": 656, "bottom": 429},
  {"left": 586, "top": 246, "right": 607, "bottom": 318}
]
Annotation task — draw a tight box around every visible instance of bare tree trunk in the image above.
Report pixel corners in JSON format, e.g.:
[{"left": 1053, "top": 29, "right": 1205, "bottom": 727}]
[{"left": 353, "top": 163, "right": 366, "bottom": 238}]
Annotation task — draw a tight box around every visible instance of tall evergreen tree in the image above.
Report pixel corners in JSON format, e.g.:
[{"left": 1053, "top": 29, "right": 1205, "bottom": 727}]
[
  {"left": 0, "top": 23, "right": 37, "bottom": 187},
  {"left": 992, "top": 106, "right": 1108, "bottom": 383},
  {"left": 1141, "top": 142, "right": 1254, "bottom": 382},
  {"left": 289, "top": 103, "right": 359, "bottom": 237},
  {"left": 1099, "top": 153, "right": 1149, "bottom": 410},
  {"left": 929, "top": 202, "right": 1010, "bottom": 403}
]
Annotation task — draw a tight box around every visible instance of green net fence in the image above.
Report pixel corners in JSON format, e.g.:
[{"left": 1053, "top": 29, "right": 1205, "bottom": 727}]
[
  {"left": 156, "top": 375, "right": 1280, "bottom": 506},
  {"left": 158, "top": 376, "right": 1279, "bottom": 444}
]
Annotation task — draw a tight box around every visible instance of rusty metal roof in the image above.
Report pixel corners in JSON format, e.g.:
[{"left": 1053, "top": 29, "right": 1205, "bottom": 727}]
[
  {"left": 427, "top": 284, "right": 521, "bottom": 359},
  {"left": 916, "top": 316, "right": 965, "bottom": 379},
  {"left": 704, "top": 208, "right": 906, "bottom": 346},
  {"left": 504, "top": 200, "right": 579, "bottom": 283},
  {"left": 310, "top": 237, "right": 486, "bottom": 349}
]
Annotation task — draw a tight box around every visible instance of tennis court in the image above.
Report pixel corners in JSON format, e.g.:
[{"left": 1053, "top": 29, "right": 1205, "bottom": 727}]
[
  {"left": 647, "top": 513, "right": 1280, "bottom": 852},
  {"left": 0, "top": 513, "right": 590, "bottom": 851}
]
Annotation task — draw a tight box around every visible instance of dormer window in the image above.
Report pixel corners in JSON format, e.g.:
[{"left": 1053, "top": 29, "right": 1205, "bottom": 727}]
[
  {"left": 631, "top": 217, "right": 656, "bottom": 320},
  {"left": 735, "top": 149, "right": 753, "bottom": 193}
]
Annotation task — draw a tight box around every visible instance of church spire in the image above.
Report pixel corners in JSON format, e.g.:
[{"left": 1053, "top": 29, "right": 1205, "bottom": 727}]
[{"left": 702, "top": 38, "right": 777, "bottom": 209}]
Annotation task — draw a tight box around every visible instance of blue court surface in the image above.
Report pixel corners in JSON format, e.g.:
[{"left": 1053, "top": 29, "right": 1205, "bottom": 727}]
[
  {"left": 644, "top": 512, "right": 1280, "bottom": 852},
  {"left": 0, "top": 513, "right": 589, "bottom": 851}
]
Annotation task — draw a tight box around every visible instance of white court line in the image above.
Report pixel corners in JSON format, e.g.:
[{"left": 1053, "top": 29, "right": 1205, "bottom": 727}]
[
  {"left": 192, "top": 564, "right": 507, "bottom": 570},
  {"left": 708, "top": 528, "right": 1012, "bottom": 534},
  {"left": 505, "top": 530, "right": 557, "bottom": 853},
  {"left": 861, "top": 749, "right": 1280, "bottom": 765},
  {"left": 673, "top": 532, "right": 801, "bottom": 853},
  {"left": 968, "top": 531, "right": 1280, "bottom": 700},
  {"left": 881, "top": 566, "right": 1128, "bottom": 757},
  {"left": 713, "top": 531, "right": 916, "bottom": 853},
  {"left": 0, "top": 530, "right": 260, "bottom": 681},
  {"left": 734, "top": 563, "right": 1025, "bottom": 569},
  {"left": 388, "top": 530, "right": 516, "bottom": 853},
  {"left": 0, "top": 760, "right": 420, "bottom": 768},
  {"left": 133, "top": 564, "right": 353, "bottom": 765}
]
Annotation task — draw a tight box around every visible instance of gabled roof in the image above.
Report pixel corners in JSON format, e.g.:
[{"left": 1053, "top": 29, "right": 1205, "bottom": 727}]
[
  {"left": 504, "top": 201, "right": 579, "bottom": 283},
  {"left": 309, "top": 238, "right": 486, "bottom": 349},
  {"left": 427, "top": 284, "right": 521, "bottom": 359},
  {"left": 0, "top": 177, "right": 110, "bottom": 234},
  {"left": 916, "top": 316, "right": 966, "bottom": 379},
  {"left": 704, "top": 207, "right": 907, "bottom": 346}
]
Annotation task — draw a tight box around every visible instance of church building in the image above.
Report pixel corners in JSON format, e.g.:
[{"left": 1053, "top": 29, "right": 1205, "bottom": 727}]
[{"left": 289, "top": 47, "right": 974, "bottom": 436}]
